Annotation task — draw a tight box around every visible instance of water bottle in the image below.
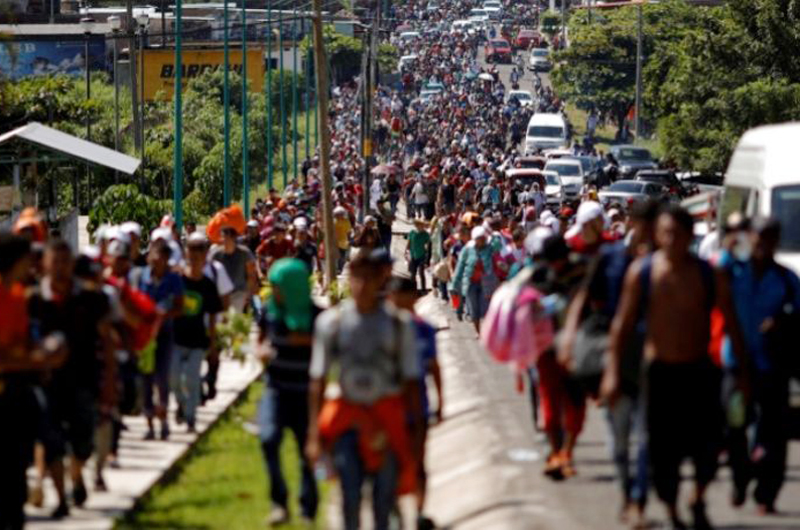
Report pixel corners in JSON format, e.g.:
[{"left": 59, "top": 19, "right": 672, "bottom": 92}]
[{"left": 728, "top": 390, "right": 746, "bottom": 429}]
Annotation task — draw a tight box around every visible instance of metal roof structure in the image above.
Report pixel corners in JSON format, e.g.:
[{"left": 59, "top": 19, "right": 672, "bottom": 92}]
[{"left": 0, "top": 122, "right": 141, "bottom": 174}]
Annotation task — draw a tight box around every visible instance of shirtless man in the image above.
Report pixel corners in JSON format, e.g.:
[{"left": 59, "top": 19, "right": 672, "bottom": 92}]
[{"left": 603, "top": 205, "right": 748, "bottom": 530}]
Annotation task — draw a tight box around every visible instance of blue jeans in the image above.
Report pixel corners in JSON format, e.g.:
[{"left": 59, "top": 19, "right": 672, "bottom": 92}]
[
  {"left": 170, "top": 345, "right": 205, "bottom": 426},
  {"left": 258, "top": 385, "right": 318, "bottom": 518},
  {"left": 334, "top": 430, "right": 398, "bottom": 530},
  {"left": 605, "top": 392, "right": 648, "bottom": 506}
]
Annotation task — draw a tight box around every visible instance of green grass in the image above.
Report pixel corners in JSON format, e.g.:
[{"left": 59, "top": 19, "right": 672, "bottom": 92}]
[
  {"left": 116, "top": 382, "right": 326, "bottom": 530},
  {"left": 564, "top": 104, "right": 664, "bottom": 159}
]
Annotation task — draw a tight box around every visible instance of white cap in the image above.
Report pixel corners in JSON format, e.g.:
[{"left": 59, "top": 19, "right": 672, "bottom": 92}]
[
  {"left": 293, "top": 217, "right": 309, "bottom": 230},
  {"left": 150, "top": 227, "right": 173, "bottom": 242},
  {"left": 576, "top": 201, "right": 604, "bottom": 227},
  {"left": 187, "top": 232, "right": 208, "bottom": 246},
  {"left": 540, "top": 209, "right": 554, "bottom": 222},
  {"left": 103, "top": 225, "right": 131, "bottom": 245},
  {"left": 524, "top": 226, "right": 554, "bottom": 256},
  {"left": 120, "top": 221, "right": 142, "bottom": 238},
  {"left": 541, "top": 215, "right": 561, "bottom": 233},
  {"left": 247, "top": 220, "right": 259, "bottom": 228},
  {"left": 471, "top": 226, "right": 487, "bottom": 240},
  {"left": 333, "top": 206, "right": 347, "bottom": 217}
]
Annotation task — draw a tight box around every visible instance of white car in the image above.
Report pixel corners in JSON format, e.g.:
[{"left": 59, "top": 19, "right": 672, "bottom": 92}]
[
  {"left": 525, "top": 113, "right": 569, "bottom": 153},
  {"left": 482, "top": 1, "right": 502, "bottom": 19},
  {"left": 543, "top": 170, "right": 565, "bottom": 209},
  {"left": 545, "top": 159, "right": 584, "bottom": 199},
  {"left": 398, "top": 54, "right": 418, "bottom": 72},
  {"left": 469, "top": 8, "right": 490, "bottom": 22},
  {"left": 529, "top": 48, "right": 552, "bottom": 72},
  {"left": 399, "top": 31, "right": 421, "bottom": 42},
  {"left": 451, "top": 20, "right": 477, "bottom": 36},
  {"left": 507, "top": 90, "right": 534, "bottom": 107}
]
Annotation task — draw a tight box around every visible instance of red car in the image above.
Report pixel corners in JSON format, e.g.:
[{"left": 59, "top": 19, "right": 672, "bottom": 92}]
[
  {"left": 514, "top": 29, "right": 540, "bottom": 50},
  {"left": 484, "top": 38, "right": 512, "bottom": 63}
]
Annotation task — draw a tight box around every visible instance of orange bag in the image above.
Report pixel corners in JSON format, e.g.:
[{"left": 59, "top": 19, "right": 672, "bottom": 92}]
[{"left": 207, "top": 205, "right": 247, "bottom": 243}]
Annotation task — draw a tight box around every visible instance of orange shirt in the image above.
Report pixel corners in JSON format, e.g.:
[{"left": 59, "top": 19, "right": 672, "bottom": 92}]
[{"left": 0, "top": 282, "right": 29, "bottom": 357}]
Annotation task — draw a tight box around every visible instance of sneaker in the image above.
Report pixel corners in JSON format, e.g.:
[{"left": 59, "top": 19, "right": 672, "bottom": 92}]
[
  {"left": 72, "top": 481, "right": 88, "bottom": 507},
  {"left": 267, "top": 505, "right": 289, "bottom": 526},
  {"left": 175, "top": 405, "right": 185, "bottom": 425},
  {"left": 51, "top": 502, "right": 69, "bottom": 519},
  {"left": 94, "top": 476, "right": 108, "bottom": 492},
  {"left": 417, "top": 514, "right": 436, "bottom": 530},
  {"left": 757, "top": 503, "right": 777, "bottom": 516},
  {"left": 160, "top": 424, "right": 170, "bottom": 441},
  {"left": 143, "top": 428, "right": 156, "bottom": 441},
  {"left": 187, "top": 421, "right": 197, "bottom": 434}
]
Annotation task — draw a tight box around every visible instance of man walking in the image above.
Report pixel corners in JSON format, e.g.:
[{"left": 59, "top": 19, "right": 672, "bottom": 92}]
[
  {"left": 258, "top": 258, "right": 321, "bottom": 525},
  {"left": 211, "top": 226, "right": 258, "bottom": 313},
  {"left": 719, "top": 217, "right": 800, "bottom": 514},
  {"left": 604, "top": 205, "right": 748, "bottom": 530},
  {"left": 306, "top": 252, "right": 423, "bottom": 530}
]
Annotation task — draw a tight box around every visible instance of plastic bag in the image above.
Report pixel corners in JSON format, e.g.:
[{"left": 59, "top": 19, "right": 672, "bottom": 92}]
[{"left": 207, "top": 204, "right": 247, "bottom": 243}]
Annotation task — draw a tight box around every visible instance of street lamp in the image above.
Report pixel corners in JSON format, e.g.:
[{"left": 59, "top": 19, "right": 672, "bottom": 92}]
[
  {"left": 109, "top": 15, "right": 122, "bottom": 184},
  {"left": 80, "top": 17, "right": 94, "bottom": 142},
  {"left": 81, "top": 17, "right": 94, "bottom": 208},
  {"left": 137, "top": 13, "right": 150, "bottom": 189}
]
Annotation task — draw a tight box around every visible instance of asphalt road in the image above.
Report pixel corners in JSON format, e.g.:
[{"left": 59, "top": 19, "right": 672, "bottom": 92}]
[{"left": 404, "top": 37, "right": 800, "bottom": 530}]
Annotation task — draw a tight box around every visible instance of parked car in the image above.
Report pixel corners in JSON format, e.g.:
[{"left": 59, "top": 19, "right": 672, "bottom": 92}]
[
  {"left": 399, "top": 31, "right": 421, "bottom": 42},
  {"left": 507, "top": 89, "right": 534, "bottom": 107},
  {"left": 528, "top": 48, "right": 552, "bottom": 71},
  {"left": 525, "top": 113, "right": 569, "bottom": 154},
  {"left": 723, "top": 122, "right": 800, "bottom": 273},
  {"left": 484, "top": 39, "right": 512, "bottom": 63},
  {"left": 544, "top": 170, "right": 565, "bottom": 209},
  {"left": 609, "top": 145, "right": 658, "bottom": 178},
  {"left": 634, "top": 169, "right": 688, "bottom": 197},
  {"left": 544, "top": 159, "right": 584, "bottom": 200},
  {"left": 398, "top": 54, "right": 418, "bottom": 72},
  {"left": 513, "top": 28, "right": 540, "bottom": 50},
  {"left": 515, "top": 155, "right": 546, "bottom": 170},
  {"left": 505, "top": 168, "right": 546, "bottom": 191},
  {"left": 598, "top": 180, "right": 667, "bottom": 207},
  {"left": 572, "top": 155, "right": 602, "bottom": 183},
  {"left": 482, "top": 0, "right": 503, "bottom": 19}
]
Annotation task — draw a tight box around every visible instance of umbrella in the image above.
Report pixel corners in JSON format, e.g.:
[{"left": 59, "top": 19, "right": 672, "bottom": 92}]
[
  {"left": 478, "top": 72, "right": 494, "bottom": 81},
  {"left": 371, "top": 164, "right": 400, "bottom": 176}
]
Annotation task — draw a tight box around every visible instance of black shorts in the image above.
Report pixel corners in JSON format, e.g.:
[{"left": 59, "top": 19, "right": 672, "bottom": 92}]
[{"left": 42, "top": 386, "right": 96, "bottom": 464}]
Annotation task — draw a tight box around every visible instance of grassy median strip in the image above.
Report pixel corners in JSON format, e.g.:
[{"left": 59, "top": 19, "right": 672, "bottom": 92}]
[{"left": 116, "top": 381, "right": 326, "bottom": 529}]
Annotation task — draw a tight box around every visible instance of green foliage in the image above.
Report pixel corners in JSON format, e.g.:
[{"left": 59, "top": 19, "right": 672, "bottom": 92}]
[
  {"left": 552, "top": 0, "right": 705, "bottom": 131},
  {"left": 88, "top": 184, "right": 168, "bottom": 239},
  {"left": 1, "top": 63, "right": 308, "bottom": 219},
  {"left": 540, "top": 10, "right": 562, "bottom": 38},
  {"left": 378, "top": 42, "right": 400, "bottom": 74},
  {"left": 301, "top": 24, "right": 362, "bottom": 82},
  {"left": 645, "top": 0, "right": 800, "bottom": 172},
  {"left": 215, "top": 308, "right": 254, "bottom": 362}
]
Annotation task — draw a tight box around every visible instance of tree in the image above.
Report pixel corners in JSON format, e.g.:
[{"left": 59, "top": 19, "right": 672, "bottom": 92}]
[
  {"left": 552, "top": 0, "right": 713, "bottom": 133},
  {"left": 540, "top": 10, "right": 561, "bottom": 41},
  {"left": 647, "top": 0, "right": 800, "bottom": 172}
]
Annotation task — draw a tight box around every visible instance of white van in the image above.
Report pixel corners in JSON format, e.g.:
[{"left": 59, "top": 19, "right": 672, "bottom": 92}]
[
  {"left": 525, "top": 113, "right": 569, "bottom": 154},
  {"left": 722, "top": 122, "right": 800, "bottom": 273}
]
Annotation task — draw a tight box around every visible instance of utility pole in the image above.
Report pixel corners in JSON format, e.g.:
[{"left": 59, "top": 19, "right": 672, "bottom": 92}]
[
  {"left": 267, "top": 0, "right": 273, "bottom": 190},
  {"left": 634, "top": 1, "right": 643, "bottom": 141},
  {"left": 223, "top": 0, "right": 231, "bottom": 206},
  {"left": 127, "top": 0, "right": 141, "bottom": 160},
  {"left": 242, "top": 0, "right": 250, "bottom": 216},
  {"left": 174, "top": 0, "right": 184, "bottom": 228},
  {"left": 292, "top": 0, "right": 299, "bottom": 184},
  {"left": 358, "top": 23, "right": 370, "bottom": 221},
  {"left": 311, "top": 0, "right": 336, "bottom": 286}
]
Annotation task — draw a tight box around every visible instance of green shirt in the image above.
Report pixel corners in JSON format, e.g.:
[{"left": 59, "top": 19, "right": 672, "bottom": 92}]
[{"left": 408, "top": 229, "right": 431, "bottom": 260}]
